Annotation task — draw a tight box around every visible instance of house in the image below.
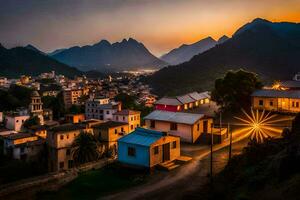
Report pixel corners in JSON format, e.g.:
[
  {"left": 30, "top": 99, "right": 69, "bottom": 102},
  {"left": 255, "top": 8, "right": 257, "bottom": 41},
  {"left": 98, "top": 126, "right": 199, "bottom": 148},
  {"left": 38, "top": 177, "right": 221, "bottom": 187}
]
[
  {"left": 113, "top": 109, "right": 141, "bottom": 132},
  {"left": 251, "top": 89, "right": 300, "bottom": 113},
  {"left": 154, "top": 91, "right": 211, "bottom": 112},
  {"left": 28, "top": 125, "right": 48, "bottom": 138},
  {"left": 92, "top": 121, "right": 129, "bottom": 150},
  {"left": 46, "top": 123, "right": 93, "bottom": 172},
  {"left": 85, "top": 97, "right": 121, "bottom": 120},
  {"left": 2, "top": 132, "right": 45, "bottom": 161},
  {"left": 117, "top": 128, "right": 180, "bottom": 168},
  {"left": 144, "top": 110, "right": 213, "bottom": 143},
  {"left": 65, "top": 113, "right": 85, "bottom": 123},
  {"left": 63, "top": 88, "right": 89, "bottom": 108},
  {"left": 5, "top": 113, "right": 30, "bottom": 132}
]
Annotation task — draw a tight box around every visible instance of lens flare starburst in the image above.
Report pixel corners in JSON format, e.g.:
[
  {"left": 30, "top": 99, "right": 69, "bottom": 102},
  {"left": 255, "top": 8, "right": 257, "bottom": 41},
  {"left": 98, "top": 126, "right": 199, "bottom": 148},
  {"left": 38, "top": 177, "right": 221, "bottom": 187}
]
[{"left": 234, "top": 108, "right": 292, "bottom": 143}]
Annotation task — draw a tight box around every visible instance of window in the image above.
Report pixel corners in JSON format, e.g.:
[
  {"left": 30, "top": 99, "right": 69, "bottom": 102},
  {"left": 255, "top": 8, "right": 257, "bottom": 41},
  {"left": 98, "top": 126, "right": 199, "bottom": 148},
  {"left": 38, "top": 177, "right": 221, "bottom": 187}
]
[
  {"left": 131, "top": 117, "right": 133, "bottom": 121},
  {"left": 197, "top": 123, "right": 200, "bottom": 131},
  {"left": 115, "top": 129, "right": 118, "bottom": 134},
  {"left": 297, "top": 102, "right": 299, "bottom": 108},
  {"left": 66, "top": 134, "right": 69, "bottom": 139},
  {"left": 259, "top": 100, "right": 264, "bottom": 106},
  {"left": 59, "top": 162, "right": 64, "bottom": 169},
  {"left": 123, "top": 116, "right": 125, "bottom": 121},
  {"left": 150, "top": 120, "right": 155, "bottom": 128},
  {"left": 60, "top": 135, "right": 64, "bottom": 140},
  {"left": 270, "top": 101, "right": 273, "bottom": 106},
  {"left": 154, "top": 146, "right": 159, "bottom": 155},
  {"left": 292, "top": 102, "right": 295, "bottom": 107},
  {"left": 128, "top": 147, "right": 136, "bottom": 157},
  {"left": 106, "top": 110, "right": 110, "bottom": 114},
  {"left": 66, "top": 149, "right": 71, "bottom": 156},
  {"left": 116, "top": 116, "right": 119, "bottom": 121},
  {"left": 172, "top": 141, "right": 177, "bottom": 149},
  {"left": 121, "top": 127, "right": 124, "bottom": 132},
  {"left": 170, "top": 123, "right": 177, "bottom": 130},
  {"left": 131, "top": 125, "right": 134, "bottom": 130}
]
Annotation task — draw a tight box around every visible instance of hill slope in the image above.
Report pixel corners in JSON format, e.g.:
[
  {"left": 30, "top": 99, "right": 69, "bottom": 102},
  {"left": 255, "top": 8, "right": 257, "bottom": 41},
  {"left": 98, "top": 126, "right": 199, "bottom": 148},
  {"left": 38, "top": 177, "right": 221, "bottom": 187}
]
[
  {"left": 147, "top": 18, "right": 300, "bottom": 96},
  {"left": 0, "top": 44, "right": 82, "bottom": 78},
  {"left": 51, "top": 38, "right": 166, "bottom": 72},
  {"left": 160, "top": 37, "right": 218, "bottom": 65}
]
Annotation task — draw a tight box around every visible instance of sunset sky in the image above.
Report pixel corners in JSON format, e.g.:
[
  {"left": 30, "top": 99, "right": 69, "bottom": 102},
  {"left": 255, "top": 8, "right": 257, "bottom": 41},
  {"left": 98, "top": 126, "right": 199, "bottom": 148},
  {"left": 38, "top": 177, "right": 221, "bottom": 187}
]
[{"left": 0, "top": 0, "right": 300, "bottom": 56}]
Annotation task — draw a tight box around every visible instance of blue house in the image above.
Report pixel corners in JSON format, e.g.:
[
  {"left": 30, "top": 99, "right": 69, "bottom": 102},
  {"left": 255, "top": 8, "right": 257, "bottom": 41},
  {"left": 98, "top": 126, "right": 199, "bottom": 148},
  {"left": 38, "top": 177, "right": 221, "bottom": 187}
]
[{"left": 117, "top": 128, "right": 180, "bottom": 168}]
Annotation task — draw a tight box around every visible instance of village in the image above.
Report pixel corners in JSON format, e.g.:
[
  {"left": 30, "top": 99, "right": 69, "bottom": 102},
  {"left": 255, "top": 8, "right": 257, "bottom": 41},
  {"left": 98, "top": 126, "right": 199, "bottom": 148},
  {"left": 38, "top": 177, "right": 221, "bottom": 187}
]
[{"left": 0, "top": 70, "right": 299, "bottom": 198}]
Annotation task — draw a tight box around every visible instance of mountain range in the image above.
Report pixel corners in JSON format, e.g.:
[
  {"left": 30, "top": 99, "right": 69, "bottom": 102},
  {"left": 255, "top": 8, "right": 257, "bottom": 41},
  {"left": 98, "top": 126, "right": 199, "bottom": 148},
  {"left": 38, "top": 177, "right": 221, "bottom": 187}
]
[
  {"left": 0, "top": 44, "right": 82, "bottom": 78},
  {"left": 50, "top": 38, "right": 166, "bottom": 72},
  {"left": 161, "top": 35, "right": 229, "bottom": 65},
  {"left": 147, "top": 18, "right": 300, "bottom": 96}
]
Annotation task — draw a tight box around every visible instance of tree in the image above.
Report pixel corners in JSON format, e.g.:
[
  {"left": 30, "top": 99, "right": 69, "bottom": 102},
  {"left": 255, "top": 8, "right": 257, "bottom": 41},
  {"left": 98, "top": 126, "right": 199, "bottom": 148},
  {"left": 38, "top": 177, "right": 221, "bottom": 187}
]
[
  {"left": 211, "top": 69, "right": 263, "bottom": 112},
  {"left": 42, "top": 92, "right": 66, "bottom": 119},
  {"left": 72, "top": 131, "right": 100, "bottom": 165},
  {"left": 23, "top": 116, "right": 40, "bottom": 128}
]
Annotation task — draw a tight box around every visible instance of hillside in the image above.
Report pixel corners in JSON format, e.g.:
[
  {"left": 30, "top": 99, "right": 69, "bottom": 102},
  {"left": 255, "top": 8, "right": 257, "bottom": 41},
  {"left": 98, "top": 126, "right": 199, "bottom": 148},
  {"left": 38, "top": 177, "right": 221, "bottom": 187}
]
[
  {"left": 0, "top": 44, "right": 82, "bottom": 78},
  {"left": 160, "top": 37, "right": 218, "bottom": 65},
  {"left": 51, "top": 38, "right": 166, "bottom": 72},
  {"left": 147, "top": 18, "right": 300, "bottom": 96}
]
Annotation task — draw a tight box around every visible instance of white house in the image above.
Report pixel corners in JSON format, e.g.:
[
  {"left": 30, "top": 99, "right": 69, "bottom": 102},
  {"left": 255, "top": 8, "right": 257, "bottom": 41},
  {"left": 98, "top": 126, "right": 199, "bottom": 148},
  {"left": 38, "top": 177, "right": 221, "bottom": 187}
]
[{"left": 5, "top": 113, "right": 30, "bottom": 132}]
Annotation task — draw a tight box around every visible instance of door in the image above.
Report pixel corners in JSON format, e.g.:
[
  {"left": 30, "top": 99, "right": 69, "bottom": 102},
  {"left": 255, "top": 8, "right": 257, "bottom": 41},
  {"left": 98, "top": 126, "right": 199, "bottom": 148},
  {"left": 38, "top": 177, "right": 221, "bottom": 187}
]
[
  {"left": 163, "top": 143, "right": 170, "bottom": 162},
  {"left": 203, "top": 120, "right": 208, "bottom": 133}
]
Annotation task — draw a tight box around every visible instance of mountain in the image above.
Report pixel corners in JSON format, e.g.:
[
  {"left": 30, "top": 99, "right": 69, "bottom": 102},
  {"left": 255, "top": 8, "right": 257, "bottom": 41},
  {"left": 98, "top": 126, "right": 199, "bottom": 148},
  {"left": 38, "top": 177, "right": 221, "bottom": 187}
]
[
  {"left": 51, "top": 38, "right": 166, "bottom": 72},
  {"left": 48, "top": 48, "right": 67, "bottom": 56},
  {"left": 146, "top": 18, "right": 300, "bottom": 96},
  {"left": 24, "top": 44, "right": 46, "bottom": 55},
  {"left": 160, "top": 37, "right": 217, "bottom": 65},
  {"left": 0, "top": 45, "right": 82, "bottom": 78},
  {"left": 217, "top": 35, "right": 229, "bottom": 44}
]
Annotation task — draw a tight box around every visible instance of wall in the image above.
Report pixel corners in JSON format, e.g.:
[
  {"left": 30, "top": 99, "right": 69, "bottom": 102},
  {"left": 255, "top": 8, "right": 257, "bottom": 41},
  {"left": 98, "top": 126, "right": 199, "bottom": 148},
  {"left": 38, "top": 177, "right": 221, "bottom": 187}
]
[
  {"left": 149, "top": 136, "right": 180, "bottom": 167},
  {"left": 118, "top": 142, "right": 149, "bottom": 167},
  {"left": 155, "top": 104, "right": 179, "bottom": 112},
  {"left": 5, "top": 115, "right": 30, "bottom": 132}
]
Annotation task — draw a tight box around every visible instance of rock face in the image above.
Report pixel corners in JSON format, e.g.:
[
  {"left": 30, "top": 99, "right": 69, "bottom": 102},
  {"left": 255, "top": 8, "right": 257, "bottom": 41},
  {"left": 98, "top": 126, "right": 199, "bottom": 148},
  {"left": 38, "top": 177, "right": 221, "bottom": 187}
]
[
  {"left": 160, "top": 37, "right": 217, "bottom": 65},
  {"left": 147, "top": 18, "right": 300, "bottom": 96},
  {"left": 51, "top": 38, "right": 166, "bottom": 72}
]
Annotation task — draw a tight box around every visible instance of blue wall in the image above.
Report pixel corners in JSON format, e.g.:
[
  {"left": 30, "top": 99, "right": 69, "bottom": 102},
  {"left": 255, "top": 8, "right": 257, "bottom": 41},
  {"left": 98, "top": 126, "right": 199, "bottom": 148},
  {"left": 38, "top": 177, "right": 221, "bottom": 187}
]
[{"left": 118, "top": 142, "right": 150, "bottom": 167}]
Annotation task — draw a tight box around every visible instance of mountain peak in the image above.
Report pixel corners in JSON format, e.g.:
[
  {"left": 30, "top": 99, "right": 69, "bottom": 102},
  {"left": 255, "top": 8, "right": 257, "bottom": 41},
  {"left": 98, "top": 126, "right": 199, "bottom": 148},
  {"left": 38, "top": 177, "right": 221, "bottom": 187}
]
[
  {"left": 252, "top": 18, "right": 271, "bottom": 24},
  {"left": 94, "top": 39, "right": 111, "bottom": 47},
  {"left": 233, "top": 18, "right": 272, "bottom": 36},
  {"left": 25, "top": 44, "right": 45, "bottom": 55},
  {"left": 217, "top": 35, "right": 229, "bottom": 44}
]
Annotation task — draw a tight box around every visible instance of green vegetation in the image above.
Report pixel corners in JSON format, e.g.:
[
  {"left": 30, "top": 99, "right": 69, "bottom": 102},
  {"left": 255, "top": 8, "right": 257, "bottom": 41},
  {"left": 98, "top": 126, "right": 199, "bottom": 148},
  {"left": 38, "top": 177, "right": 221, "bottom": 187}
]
[
  {"left": 0, "top": 84, "right": 33, "bottom": 111},
  {"left": 211, "top": 69, "right": 263, "bottom": 112},
  {"left": 72, "top": 132, "right": 100, "bottom": 165},
  {"left": 114, "top": 93, "right": 153, "bottom": 118},
  {"left": 196, "top": 114, "right": 300, "bottom": 200},
  {"left": 23, "top": 116, "right": 40, "bottom": 128},
  {"left": 39, "top": 163, "right": 148, "bottom": 200},
  {"left": 42, "top": 92, "right": 66, "bottom": 119}
]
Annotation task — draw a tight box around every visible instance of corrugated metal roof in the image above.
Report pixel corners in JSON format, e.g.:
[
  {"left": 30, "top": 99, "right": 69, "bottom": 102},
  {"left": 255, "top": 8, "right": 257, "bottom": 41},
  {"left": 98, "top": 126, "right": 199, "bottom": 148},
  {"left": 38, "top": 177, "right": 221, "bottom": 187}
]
[
  {"left": 176, "top": 94, "right": 195, "bottom": 104},
  {"left": 144, "top": 110, "right": 204, "bottom": 125},
  {"left": 118, "top": 128, "right": 164, "bottom": 146},
  {"left": 154, "top": 97, "right": 182, "bottom": 106},
  {"left": 251, "top": 89, "right": 300, "bottom": 99},
  {"left": 188, "top": 91, "right": 210, "bottom": 101}
]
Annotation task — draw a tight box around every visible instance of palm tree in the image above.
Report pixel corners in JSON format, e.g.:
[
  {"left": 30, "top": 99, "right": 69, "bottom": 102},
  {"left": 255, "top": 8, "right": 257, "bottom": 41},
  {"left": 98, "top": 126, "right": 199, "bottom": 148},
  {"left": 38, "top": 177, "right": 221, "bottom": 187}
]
[{"left": 72, "top": 131, "right": 100, "bottom": 165}]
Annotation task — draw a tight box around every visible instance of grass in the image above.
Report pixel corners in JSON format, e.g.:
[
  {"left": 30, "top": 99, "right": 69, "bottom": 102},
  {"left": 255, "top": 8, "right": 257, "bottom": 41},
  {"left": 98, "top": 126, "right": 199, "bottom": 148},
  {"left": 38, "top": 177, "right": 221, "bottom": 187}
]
[{"left": 39, "top": 163, "right": 149, "bottom": 200}]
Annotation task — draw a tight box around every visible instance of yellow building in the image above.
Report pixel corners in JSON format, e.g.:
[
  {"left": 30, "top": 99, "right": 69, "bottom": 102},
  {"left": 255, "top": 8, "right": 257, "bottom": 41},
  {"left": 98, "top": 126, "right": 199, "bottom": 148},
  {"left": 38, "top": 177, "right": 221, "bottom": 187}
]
[
  {"left": 252, "top": 90, "right": 300, "bottom": 113},
  {"left": 63, "top": 88, "right": 89, "bottom": 108},
  {"left": 92, "top": 121, "right": 129, "bottom": 150},
  {"left": 65, "top": 113, "right": 86, "bottom": 123},
  {"left": 113, "top": 110, "right": 141, "bottom": 132},
  {"left": 144, "top": 110, "right": 213, "bottom": 143},
  {"left": 46, "top": 123, "right": 94, "bottom": 172}
]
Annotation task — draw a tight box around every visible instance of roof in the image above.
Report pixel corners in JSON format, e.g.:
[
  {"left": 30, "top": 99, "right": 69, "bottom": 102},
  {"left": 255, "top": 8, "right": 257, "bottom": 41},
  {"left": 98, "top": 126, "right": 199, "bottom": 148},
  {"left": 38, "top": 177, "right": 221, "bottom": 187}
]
[
  {"left": 118, "top": 128, "right": 164, "bottom": 147},
  {"left": 31, "top": 90, "right": 40, "bottom": 97},
  {"left": 50, "top": 123, "right": 86, "bottom": 132},
  {"left": 113, "top": 109, "right": 141, "bottom": 115},
  {"left": 28, "top": 125, "right": 47, "bottom": 131},
  {"left": 92, "top": 121, "right": 128, "bottom": 129},
  {"left": 251, "top": 89, "right": 300, "bottom": 99},
  {"left": 14, "top": 138, "right": 45, "bottom": 148},
  {"left": 154, "top": 97, "right": 182, "bottom": 106},
  {"left": 3, "top": 132, "right": 35, "bottom": 140},
  {"left": 280, "top": 80, "right": 300, "bottom": 88},
  {"left": 176, "top": 94, "right": 195, "bottom": 104},
  {"left": 188, "top": 91, "right": 210, "bottom": 101},
  {"left": 144, "top": 110, "right": 205, "bottom": 125}
]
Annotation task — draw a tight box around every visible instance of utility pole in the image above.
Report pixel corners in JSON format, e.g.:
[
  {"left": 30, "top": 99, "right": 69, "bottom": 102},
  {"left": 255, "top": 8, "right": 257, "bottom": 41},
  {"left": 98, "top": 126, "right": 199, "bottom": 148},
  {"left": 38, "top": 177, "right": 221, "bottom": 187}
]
[
  {"left": 228, "top": 123, "right": 232, "bottom": 161},
  {"left": 210, "top": 123, "right": 213, "bottom": 183}
]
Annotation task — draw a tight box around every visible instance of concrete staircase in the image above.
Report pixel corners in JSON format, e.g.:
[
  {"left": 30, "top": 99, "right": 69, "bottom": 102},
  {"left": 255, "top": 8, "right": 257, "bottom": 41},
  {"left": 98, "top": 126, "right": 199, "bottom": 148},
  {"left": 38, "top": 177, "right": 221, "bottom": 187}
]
[{"left": 158, "top": 161, "right": 180, "bottom": 171}]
